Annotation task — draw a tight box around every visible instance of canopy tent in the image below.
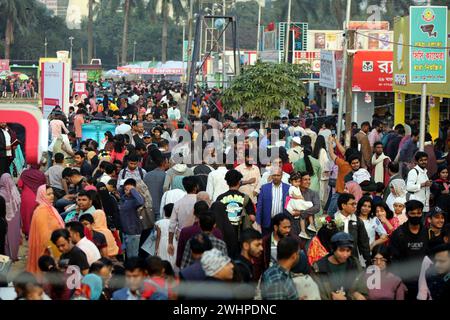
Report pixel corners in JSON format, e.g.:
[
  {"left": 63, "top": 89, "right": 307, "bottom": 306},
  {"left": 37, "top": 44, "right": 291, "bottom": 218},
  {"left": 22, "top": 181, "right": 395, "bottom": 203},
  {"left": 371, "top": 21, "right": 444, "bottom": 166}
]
[{"left": 117, "top": 61, "right": 186, "bottom": 75}]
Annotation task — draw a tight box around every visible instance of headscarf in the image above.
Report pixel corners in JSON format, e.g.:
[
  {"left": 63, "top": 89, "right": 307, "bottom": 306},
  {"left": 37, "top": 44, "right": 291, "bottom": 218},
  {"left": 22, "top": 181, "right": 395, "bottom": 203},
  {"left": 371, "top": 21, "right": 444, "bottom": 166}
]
[
  {"left": 92, "top": 209, "right": 119, "bottom": 256},
  {"left": 344, "top": 181, "right": 363, "bottom": 203},
  {"left": 390, "top": 179, "right": 406, "bottom": 197},
  {"left": 0, "top": 173, "right": 21, "bottom": 221},
  {"left": 74, "top": 274, "right": 103, "bottom": 300},
  {"left": 19, "top": 165, "right": 46, "bottom": 194},
  {"left": 35, "top": 185, "right": 65, "bottom": 228}
]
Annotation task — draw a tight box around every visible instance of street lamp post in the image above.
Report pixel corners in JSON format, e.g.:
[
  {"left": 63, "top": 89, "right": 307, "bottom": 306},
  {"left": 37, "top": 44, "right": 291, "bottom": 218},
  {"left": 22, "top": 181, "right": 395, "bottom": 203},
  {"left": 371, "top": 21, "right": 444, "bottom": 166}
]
[
  {"left": 133, "top": 41, "right": 137, "bottom": 62},
  {"left": 69, "top": 36, "right": 74, "bottom": 60},
  {"left": 44, "top": 37, "right": 48, "bottom": 58}
]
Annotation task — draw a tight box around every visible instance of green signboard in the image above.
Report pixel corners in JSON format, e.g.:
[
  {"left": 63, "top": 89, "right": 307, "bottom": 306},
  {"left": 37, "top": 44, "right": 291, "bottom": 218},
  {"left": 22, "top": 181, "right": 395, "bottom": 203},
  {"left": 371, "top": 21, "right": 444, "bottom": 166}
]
[{"left": 409, "top": 6, "right": 448, "bottom": 83}]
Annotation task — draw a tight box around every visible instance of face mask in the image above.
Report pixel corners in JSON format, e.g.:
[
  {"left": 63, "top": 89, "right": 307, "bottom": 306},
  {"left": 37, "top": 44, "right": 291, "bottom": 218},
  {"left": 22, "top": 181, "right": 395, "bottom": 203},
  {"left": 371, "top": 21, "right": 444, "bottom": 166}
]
[{"left": 408, "top": 215, "right": 422, "bottom": 226}]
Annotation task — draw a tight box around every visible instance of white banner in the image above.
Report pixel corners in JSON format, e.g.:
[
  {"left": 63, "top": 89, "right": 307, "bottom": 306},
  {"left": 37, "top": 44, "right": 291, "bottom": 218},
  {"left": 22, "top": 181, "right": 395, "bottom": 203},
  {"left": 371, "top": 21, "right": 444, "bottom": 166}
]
[
  {"left": 41, "top": 62, "right": 65, "bottom": 118},
  {"left": 319, "top": 50, "right": 337, "bottom": 89}
]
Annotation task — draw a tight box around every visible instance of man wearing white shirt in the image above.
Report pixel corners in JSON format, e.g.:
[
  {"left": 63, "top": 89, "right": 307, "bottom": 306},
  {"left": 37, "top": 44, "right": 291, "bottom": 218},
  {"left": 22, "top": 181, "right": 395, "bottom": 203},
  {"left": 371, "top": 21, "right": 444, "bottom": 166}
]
[
  {"left": 206, "top": 163, "right": 229, "bottom": 201},
  {"left": 406, "top": 151, "right": 432, "bottom": 213},
  {"left": 66, "top": 221, "right": 101, "bottom": 266},
  {"left": 334, "top": 193, "right": 371, "bottom": 266}
]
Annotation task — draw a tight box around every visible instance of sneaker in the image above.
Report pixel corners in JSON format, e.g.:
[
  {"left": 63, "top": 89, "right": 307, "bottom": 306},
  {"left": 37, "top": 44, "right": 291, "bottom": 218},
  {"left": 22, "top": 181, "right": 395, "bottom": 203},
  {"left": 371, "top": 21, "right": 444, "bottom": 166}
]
[
  {"left": 307, "top": 225, "right": 317, "bottom": 233},
  {"left": 299, "top": 231, "right": 311, "bottom": 240}
]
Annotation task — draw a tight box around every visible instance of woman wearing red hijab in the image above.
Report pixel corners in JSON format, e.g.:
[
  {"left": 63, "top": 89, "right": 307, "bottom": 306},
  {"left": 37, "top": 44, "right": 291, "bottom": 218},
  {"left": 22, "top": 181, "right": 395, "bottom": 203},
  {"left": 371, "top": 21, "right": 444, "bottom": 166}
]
[{"left": 18, "top": 164, "right": 46, "bottom": 238}]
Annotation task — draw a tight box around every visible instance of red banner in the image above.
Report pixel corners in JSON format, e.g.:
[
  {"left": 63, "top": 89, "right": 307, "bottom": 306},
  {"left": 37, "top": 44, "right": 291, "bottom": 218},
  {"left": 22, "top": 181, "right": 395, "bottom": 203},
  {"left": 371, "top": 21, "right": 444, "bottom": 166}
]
[
  {"left": 117, "top": 67, "right": 184, "bottom": 75},
  {"left": 352, "top": 50, "right": 393, "bottom": 92}
]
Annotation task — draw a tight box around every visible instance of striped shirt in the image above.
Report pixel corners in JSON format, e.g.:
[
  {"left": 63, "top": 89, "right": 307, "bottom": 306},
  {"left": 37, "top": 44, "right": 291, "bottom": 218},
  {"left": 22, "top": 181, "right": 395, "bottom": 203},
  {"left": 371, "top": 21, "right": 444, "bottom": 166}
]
[{"left": 271, "top": 183, "right": 283, "bottom": 217}]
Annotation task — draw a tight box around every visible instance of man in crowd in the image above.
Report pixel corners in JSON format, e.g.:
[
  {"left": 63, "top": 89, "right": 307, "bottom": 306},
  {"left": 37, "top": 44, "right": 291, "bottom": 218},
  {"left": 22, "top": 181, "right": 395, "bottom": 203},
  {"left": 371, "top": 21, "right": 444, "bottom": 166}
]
[
  {"left": 389, "top": 200, "right": 429, "bottom": 300},
  {"left": 66, "top": 221, "right": 101, "bottom": 266},
  {"left": 406, "top": 151, "right": 432, "bottom": 213},
  {"left": 256, "top": 167, "right": 290, "bottom": 236},
  {"left": 370, "top": 142, "right": 391, "bottom": 185},
  {"left": 334, "top": 193, "right": 371, "bottom": 267},
  {"left": 261, "top": 237, "right": 300, "bottom": 300},
  {"left": 312, "top": 232, "right": 368, "bottom": 300},
  {"left": 354, "top": 121, "right": 372, "bottom": 169}
]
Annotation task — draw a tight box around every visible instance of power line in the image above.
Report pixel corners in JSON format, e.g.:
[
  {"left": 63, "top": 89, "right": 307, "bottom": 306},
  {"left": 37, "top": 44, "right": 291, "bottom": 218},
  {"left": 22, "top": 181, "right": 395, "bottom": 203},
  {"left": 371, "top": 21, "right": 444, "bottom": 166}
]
[{"left": 354, "top": 30, "right": 450, "bottom": 49}]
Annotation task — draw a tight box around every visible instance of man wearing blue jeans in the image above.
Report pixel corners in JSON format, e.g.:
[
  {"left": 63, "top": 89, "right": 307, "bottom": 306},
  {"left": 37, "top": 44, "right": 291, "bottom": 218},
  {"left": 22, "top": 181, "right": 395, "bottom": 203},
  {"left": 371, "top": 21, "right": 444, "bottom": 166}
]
[{"left": 119, "top": 178, "right": 145, "bottom": 258}]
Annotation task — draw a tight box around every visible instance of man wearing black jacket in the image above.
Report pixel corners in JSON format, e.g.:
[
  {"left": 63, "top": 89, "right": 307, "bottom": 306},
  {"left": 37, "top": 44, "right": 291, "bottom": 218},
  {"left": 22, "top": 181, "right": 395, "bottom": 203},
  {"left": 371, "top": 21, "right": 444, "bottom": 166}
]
[
  {"left": 389, "top": 200, "right": 429, "bottom": 300},
  {"left": 334, "top": 193, "right": 371, "bottom": 267}
]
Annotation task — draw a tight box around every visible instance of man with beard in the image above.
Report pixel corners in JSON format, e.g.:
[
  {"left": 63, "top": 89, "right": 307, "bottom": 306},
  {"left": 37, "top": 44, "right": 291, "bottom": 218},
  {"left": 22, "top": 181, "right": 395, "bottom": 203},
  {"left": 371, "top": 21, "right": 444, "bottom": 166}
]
[
  {"left": 259, "top": 213, "right": 304, "bottom": 272},
  {"left": 389, "top": 200, "right": 430, "bottom": 300},
  {"left": 370, "top": 142, "right": 391, "bottom": 185},
  {"left": 368, "top": 120, "right": 384, "bottom": 149},
  {"left": 233, "top": 229, "right": 264, "bottom": 299}
]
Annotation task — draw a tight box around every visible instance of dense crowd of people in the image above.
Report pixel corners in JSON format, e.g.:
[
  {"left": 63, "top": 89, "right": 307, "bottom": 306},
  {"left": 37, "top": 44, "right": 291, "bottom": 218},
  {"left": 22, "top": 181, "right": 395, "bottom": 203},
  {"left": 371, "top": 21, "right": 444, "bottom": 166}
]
[
  {"left": 0, "top": 78, "right": 37, "bottom": 99},
  {"left": 0, "top": 79, "right": 449, "bottom": 301}
]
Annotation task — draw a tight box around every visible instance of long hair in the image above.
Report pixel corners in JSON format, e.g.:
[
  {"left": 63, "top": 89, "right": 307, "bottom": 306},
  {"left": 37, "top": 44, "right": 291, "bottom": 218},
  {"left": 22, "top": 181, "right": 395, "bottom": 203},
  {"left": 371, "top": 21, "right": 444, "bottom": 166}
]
[
  {"left": 209, "top": 201, "right": 239, "bottom": 259},
  {"left": 312, "top": 135, "right": 326, "bottom": 159},
  {"left": 373, "top": 201, "right": 394, "bottom": 220},
  {"left": 303, "top": 145, "right": 315, "bottom": 177},
  {"left": 113, "top": 135, "right": 125, "bottom": 153},
  {"left": 356, "top": 196, "right": 374, "bottom": 219}
]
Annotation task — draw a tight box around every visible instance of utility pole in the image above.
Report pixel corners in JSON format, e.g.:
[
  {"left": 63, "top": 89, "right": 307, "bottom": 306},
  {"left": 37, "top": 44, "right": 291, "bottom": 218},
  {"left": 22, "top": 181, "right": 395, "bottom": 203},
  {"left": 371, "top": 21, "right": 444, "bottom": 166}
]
[
  {"left": 133, "top": 41, "right": 137, "bottom": 62},
  {"left": 186, "top": 0, "right": 194, "bottom": 84},
  {"left": 337, "top": 0, "right": 352, "bottom": 141},
  {"left": 44, "top": 37, "right": 48, "bottom": 58},
  {"left": 222, "top": 0, "right": 227, "bottom": 89},
  {"left": 345, "top": 29, "right": 356, "bottom": 133},
  {"left": 256, "top": 2, "right": 262, "bottom": 58},
  {"left": 284, "top": 0, "right": 292, "bottom": 63},
  {"left": 69, "top": 36, "right": 74, "bottom": 59},
  {"left": 419, "top": 0, "right": 431, "bottom": 150}
]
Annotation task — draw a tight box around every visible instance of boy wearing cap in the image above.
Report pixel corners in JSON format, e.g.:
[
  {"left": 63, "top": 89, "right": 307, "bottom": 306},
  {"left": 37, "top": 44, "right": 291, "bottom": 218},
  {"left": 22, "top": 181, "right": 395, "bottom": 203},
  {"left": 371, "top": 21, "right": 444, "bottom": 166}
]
[
  {"left": 198, "top": 248, "right": 235, "bottom": 299},
  {"left": 427, "top": 207, "right": 446, "bottom": 247},
  {"left": 311, "top": 232, "right": 367, "bottom": 300}
]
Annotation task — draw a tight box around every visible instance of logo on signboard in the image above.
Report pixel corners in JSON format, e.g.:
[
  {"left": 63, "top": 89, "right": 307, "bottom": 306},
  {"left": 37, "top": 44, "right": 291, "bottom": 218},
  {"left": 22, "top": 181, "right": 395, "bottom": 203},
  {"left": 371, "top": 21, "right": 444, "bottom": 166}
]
[
  {"left": 362, "top": 61, "right": 374, "bottom": 72},
  {"left": 422, "top": 9, "right": 436, "bottom": 22}
]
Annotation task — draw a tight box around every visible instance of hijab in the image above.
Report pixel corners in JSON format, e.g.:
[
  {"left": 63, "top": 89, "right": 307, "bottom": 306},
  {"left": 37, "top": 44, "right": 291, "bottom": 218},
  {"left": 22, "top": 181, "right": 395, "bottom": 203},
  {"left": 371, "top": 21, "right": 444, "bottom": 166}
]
[
  {"left": 0, "top": 173, "right": 21, "bottom": 221},
  {"left": 20, "top": 165, "right": 46, "bottom": 194},
  {"left": 344, "top": 181, "right": 363, "bottom": 203},
  {"left": 390, "top": 179, "right": 406, "bottom": 197},
  {"left": 92, "top": 210, "right": 119, "bottom": 256},
  {"left": 35, "top": 185, "right": 65, "bottom": 228},
  {"left": 96, "top": 182, "right": 119, "bottom": 229}
]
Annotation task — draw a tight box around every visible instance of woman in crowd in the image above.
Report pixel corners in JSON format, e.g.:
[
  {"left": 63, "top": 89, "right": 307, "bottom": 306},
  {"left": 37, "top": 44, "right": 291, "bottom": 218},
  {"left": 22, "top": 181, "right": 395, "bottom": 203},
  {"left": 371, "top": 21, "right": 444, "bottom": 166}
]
[
  {"left": 0, "top": 196, "right": 7, "bottom": 256},
  {"left": 431, "top": 166, "right": 450, "bottom": 216},
  {"left": 313, "top": 135, "right": 332, "bottom": 207},
  {"left": 17, "top": 164, "right": 46, "bottom": 238},
  {"left": 0, "top": 173, "right": 22, "bottom": 261},
  {"left": 344, "top": 181, "right": 363, "bottom": 203},
  {"left": 364, "top": 245, "right": 407, "bottom": 300},
  {"left": 373, "top": 202, "right": 399, "bottom": 237},
  {"left": 356, "top": 196, "right": 388, "bottom": 251},
  {"left": 110, "top": 135, "right": 127, "bottom": 163},
  {"left": 386, "top": 179, "right": 407, "bottom": 212},
  {"left": 294, "top": 145, "right": 321, "bottom": 193},
  {"left": 307, "top": 216, "right": 339, "bottom": 265},
  {"left": 210, "top": 201, "right": 239, "bottom": 259},
  {"left": 26, "top": 185, "right": 65, "bottom": 275},
  {"left": 92, "top": 209, "right": 119, "bottom": 259}
]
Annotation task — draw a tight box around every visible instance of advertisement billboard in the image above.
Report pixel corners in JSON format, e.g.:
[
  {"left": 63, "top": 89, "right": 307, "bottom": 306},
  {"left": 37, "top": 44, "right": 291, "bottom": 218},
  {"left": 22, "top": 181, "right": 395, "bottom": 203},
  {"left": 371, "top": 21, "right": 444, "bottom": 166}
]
[
  {"left": 352, "top": 51, "right": 394, "bottom": 92},
  {"left": 41, "top": 62, "right": 65, "bottom": 118},
  {"left": 409, "top": 6, "right": 448, "bottom": 83},
  {"left": 319, "top": 50, "right": 342, "bottom": 89}
]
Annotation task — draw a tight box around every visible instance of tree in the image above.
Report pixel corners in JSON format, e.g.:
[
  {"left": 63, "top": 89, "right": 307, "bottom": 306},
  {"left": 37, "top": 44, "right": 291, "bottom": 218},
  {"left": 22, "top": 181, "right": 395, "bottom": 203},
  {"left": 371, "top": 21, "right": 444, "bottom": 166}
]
[
  {"left": 0, "top": 0, "right": 37, "bottom": 59},
  {"left": 121, "top": 0, "right": 131, "bottom": 65},
  {"left": 222, "top": 62, "right": 310, "bottom": 120},
  {"left": 149, "top": 0, "right": 185, "bottom": 63}
]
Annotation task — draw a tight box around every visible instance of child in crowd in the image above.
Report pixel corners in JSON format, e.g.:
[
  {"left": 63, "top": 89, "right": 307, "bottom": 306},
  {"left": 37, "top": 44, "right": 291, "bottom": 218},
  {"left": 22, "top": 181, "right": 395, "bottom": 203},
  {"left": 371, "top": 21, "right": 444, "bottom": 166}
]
[
  {"left": 286, "top": 173, "right": 314, "bottom": 239},
  {"left": 155, "top": 203, "right": 176, "bottom": 267}
]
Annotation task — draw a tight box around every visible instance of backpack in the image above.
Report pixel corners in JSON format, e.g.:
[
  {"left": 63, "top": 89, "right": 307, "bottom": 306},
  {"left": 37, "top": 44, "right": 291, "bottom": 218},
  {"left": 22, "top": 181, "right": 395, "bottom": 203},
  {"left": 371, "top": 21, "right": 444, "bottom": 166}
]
[
  {"left": 145, "top": 279, "right": 169, "bottom": 300},
  {"left": 122, "top": 168, "right": 155, "bottom": 230},
  {"left": 405, "top": 168, "right": 419, "bottom": 201}
]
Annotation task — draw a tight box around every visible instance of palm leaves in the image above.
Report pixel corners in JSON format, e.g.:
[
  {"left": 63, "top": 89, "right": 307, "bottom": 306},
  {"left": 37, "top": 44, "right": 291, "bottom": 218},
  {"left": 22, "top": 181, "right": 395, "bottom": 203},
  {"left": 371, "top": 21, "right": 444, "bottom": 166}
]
[{"left": 0, "top": 0, "right": 37, "bottom": 59}]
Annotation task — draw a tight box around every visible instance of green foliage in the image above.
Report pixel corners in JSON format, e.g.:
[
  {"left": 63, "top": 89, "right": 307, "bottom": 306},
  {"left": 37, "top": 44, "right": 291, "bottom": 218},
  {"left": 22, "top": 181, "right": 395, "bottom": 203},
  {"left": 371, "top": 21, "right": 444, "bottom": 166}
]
[{"left": 222, "top": 62, "right": 309, "bottom": 119}]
